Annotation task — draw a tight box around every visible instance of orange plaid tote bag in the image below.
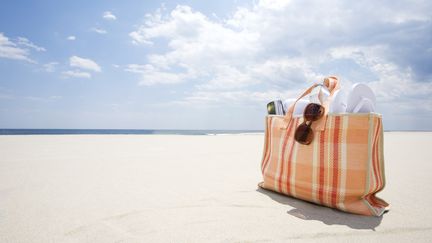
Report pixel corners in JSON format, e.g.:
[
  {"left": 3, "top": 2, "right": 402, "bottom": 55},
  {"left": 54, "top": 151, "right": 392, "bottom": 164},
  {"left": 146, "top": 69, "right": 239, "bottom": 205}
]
[{"left": 259, "top": 77, "right": 389, "bottom": 216}]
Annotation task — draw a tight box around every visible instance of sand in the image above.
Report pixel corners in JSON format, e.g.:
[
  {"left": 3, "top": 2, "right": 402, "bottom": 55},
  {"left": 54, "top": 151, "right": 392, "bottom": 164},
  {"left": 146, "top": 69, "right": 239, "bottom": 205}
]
[{"left": 0, "top": 132, "right": 431, "bottom": 242}]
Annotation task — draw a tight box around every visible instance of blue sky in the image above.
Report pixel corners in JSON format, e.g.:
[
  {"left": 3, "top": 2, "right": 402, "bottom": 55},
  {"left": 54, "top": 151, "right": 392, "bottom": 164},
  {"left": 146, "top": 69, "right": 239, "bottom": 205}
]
[{"left": 0, "top": 0, "right": 431, "bottom": 130}]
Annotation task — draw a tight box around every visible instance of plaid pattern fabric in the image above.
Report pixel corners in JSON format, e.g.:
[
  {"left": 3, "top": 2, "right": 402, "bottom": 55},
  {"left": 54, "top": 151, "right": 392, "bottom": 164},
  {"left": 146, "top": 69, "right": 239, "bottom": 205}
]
[{"left": 260, "top": 113, "right": 389, "bottom": 216}]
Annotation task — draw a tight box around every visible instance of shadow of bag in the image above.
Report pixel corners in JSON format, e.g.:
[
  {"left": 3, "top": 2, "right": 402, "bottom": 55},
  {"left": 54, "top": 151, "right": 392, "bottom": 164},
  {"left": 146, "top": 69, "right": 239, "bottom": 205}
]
[{"left": 259, "top": 76, "right": 390, "bottom": 216}]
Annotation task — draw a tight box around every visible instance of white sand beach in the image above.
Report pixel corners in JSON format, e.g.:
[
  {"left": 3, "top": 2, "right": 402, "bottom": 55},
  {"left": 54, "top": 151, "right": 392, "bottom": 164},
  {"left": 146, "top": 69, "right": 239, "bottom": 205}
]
[{"left": 0, "top": 132, "right": 431, "bottom": 242}]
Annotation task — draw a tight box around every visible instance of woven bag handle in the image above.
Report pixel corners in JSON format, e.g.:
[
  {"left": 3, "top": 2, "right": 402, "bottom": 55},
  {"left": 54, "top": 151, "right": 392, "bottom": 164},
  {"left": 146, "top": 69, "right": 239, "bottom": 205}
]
[{"left": 282, "top": 76, "right": 340, "bottom": 130}]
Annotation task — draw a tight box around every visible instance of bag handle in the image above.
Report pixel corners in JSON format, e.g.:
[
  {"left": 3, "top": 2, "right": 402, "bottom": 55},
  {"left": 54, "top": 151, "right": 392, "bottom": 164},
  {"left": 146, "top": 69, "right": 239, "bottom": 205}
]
[{"left": 282, "top": 76, "right": 340, "bottom": 131}]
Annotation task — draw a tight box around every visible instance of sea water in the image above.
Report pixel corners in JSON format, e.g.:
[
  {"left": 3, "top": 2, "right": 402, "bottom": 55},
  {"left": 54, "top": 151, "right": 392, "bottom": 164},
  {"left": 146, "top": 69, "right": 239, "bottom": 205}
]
[{"left": 0, "top": 129, "right": 263, "bottom": 136}]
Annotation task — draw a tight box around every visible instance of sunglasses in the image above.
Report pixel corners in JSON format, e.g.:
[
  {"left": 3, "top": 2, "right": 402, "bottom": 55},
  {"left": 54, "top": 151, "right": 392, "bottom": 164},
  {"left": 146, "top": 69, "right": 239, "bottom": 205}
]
[{"left": 294, "top": 103, "right": 325, "bottom": 145}]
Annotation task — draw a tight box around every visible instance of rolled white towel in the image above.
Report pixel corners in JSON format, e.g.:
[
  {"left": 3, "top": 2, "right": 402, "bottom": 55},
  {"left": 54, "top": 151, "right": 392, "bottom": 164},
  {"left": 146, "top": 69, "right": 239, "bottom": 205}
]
[{"left": 329, "top": 83, "right": 376, "bottom": 114}]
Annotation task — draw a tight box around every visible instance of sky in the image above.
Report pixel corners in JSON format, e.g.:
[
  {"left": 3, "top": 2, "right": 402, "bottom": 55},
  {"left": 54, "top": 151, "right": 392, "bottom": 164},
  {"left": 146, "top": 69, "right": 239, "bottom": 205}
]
[{"left": 0, "top": 0, "right": 431, "bottom": 130}]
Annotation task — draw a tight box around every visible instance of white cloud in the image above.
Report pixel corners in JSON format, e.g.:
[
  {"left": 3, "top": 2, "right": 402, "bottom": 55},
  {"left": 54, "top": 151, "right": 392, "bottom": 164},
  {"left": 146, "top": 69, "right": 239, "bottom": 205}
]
[
  {"left": 258, "top": 0, "right": 292, "bottom": 10},
  {"left": 129, "top": 5, "right": 261, "bottom": 86},
  {"left": 62, "top": 70, "right": 91, "bottom": 79},
  {"left": 67, "top": 36, "right": 76, "bottom": 40},
  {"left": 65, "top": 56, "right": 101, "bottom": 79},
  {"left": 69, "top": 55, "right": 101, "bottom": 72},
  {"left": 125, "top": 1, "right": 432, "bottom": 130},
  {"left": 139, "top": 71, "right": 188, "bottom": 86},
  {"left": 178, "top": 89, "right": 301, "bottom": 105},
  {"left": 124, "top": 63, "right": 194, "bottom": 85},
  {"left": 325, "top": 44, "right": 432, "bottom": 103},
  {"left": 0, "top": 33, "right": 35, "bottom": 63},
  {"left": 129, "top": 1, "right": 432, "bottom": 111},
  {"left": 124, "top": 64, "right": 151, "bottom": 73},
  {"left": 43, "top": 62, "right": 58, "bottom": 72},
  {"left": 17, "top": 37, "right": 46, "bottom": 52},
  {"left": 23, "top": 95, "right": 63, "bottom": 102},
  {"left": 91, "top": 28, "right": 107, "bottom": 34},
  {"left": 196, "top": 65, "right": 260, "bottom": 90},
  {"left": 129, "top": 4, "right": 326, "bottom": 89},
  {"left": 103, "top": 11, "right": 117, "bottom": 20}
]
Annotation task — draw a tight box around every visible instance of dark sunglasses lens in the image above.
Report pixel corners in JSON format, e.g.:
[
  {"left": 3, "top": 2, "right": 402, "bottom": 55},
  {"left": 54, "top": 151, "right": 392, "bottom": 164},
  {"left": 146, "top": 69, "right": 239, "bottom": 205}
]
[
  {"left": 295, "top": 123, "right": 314, "bottom": 145},
  {"left": 304, "top": 103, "right": 325, "bottom": 121}
]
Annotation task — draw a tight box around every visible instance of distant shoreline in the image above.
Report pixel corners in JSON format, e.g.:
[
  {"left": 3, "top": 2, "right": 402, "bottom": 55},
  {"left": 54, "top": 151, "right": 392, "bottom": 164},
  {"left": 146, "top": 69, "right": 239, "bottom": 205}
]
[
  {"left": 0, "top": 129, "right": 430, "bottom": 135},
  {"left": 0, "top": 129, "right": 264, "bottom": 136}
]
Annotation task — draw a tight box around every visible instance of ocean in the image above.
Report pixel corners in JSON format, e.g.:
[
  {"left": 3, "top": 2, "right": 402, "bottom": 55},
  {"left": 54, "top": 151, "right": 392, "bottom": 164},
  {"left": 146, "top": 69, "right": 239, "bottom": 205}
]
[{"left": 0, "top": 129, "right": 264, "bottom": 136}]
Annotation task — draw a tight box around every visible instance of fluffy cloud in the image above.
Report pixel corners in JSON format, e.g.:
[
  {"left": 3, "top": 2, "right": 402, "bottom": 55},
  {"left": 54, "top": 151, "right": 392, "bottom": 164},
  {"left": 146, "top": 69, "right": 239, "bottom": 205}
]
[
  {"left": 0, "top": 33, "right": 39, "bottom": 63},
  {"left": 67, "top": 36, "right": 76, "bottom": 41},
  {"left": 178, "top": 89, "right": 301, "bottom": 106},
  {"left": 62, "top": 70, "right": 91, "bottom": 79},
  {"left": 69, "top": 55, "right": 101, "bottom": 72},
  {"left": 91, "top": 28, "right": 107, "bottom": 34},
  {"left": 124, "top": 63, "right": 194, "bottom": 85},
  {"left": 129, "top": 0, "right": 432, "bottom": 124},
  {"left": 124, "top": 64, "right": 150, "bottom": 74},
  {"left": 43, "top": 62, "right": 58, "bottom": 72},
  {"left": 103, "top": 11, "right": 117, "bottom": 20},
  {"left": 63, "top": 56, "right": 101, "bottom": 78},
  {"left": 17, "top": 37, "right": 46, "bottom": 52}
]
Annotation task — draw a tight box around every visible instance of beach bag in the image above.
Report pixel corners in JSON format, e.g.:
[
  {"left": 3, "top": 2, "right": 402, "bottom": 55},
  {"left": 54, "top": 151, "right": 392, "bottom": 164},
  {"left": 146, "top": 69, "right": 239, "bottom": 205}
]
[{"left": 259, "top": 77, "right": 390, "bottom": 216}]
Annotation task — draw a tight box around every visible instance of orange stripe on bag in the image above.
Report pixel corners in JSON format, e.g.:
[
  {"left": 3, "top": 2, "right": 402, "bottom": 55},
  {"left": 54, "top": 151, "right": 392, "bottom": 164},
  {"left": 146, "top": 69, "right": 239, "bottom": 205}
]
[
  {"left": 375, "top": 120, "right": 383, "bottom": 191},
  {"left": 372, "top": 119, "right": 381, "bottom": 192},
  {"left": 278, "top": 119, "right": 295, "bottom": 193},
  {"left": 330, "top": 116, "right": 341, "bottom": 207},
  {"left": 286, "top": 119, "right": 299, "bottom": 195},
  {"left": 318, "top": 129, "right": 326, "bottom": 205},
  {"left": 261, "top": 117, "right": 273, "bottom": 174}
]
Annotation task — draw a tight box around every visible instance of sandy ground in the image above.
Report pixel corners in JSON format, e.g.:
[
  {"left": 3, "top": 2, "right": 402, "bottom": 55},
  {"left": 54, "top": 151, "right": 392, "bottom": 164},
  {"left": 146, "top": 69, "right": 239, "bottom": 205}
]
[{"left": 0, "top": 132, "right": 431, "bottom": 242}]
